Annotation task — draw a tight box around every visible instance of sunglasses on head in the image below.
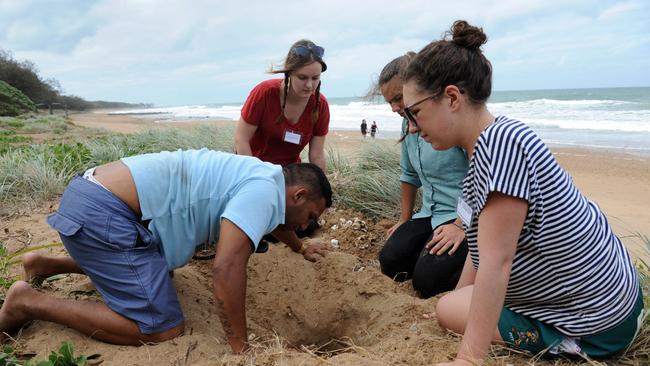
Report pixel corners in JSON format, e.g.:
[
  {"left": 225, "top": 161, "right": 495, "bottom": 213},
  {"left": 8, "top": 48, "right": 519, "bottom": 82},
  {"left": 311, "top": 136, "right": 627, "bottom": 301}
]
[{"left": 292, "top": 45, "right": 325, "bottom": 58}]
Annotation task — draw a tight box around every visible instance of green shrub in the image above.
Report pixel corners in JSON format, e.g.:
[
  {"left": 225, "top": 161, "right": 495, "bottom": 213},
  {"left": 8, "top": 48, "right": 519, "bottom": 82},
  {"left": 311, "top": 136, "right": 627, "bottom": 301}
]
[
  {"left": 28, "top": 341, "right": 89, "bottom": 366},
  {"left": 0, "top": 344, "right": 23, "bottom": 366},
  {"left": 0, "top": 132, "right": 31, "bottom": 143},
  {"left": 0, "top": 130, "right": 32, "bottom": 154},
  {"left": 0, "top": 81, "right": 35, "bottom": 117},
  {"left": 0, "top": 118, "right": 25, "bottom": 129}
]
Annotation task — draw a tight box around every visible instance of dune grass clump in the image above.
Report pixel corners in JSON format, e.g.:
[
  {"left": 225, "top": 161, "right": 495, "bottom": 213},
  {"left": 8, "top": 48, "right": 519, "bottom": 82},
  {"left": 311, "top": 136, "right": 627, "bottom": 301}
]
[
  {"left": 0, "top": 125, "right": 236, "bottom": 206},
  {"left": 0, "top": 117, "right": 25, "bottom": 129},
  {"left": 0, "top": 142, "right": 90, "bottom": 203},
  {"left": 327, "top": 142, "right": 408, "bottom": 219},
  {"left": 86, "top": 125, "right": 235, "bottom": 166},
  {"left": 12, "top": 114, "right": 70, "bottom": 134},
  {"left": 0, "top": 130, "right": 32, "bottom": 154}
]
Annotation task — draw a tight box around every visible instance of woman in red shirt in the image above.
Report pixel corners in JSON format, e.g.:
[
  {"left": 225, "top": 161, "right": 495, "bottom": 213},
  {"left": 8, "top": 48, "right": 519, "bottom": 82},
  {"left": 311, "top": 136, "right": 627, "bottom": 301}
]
[{"left": 235, "top": 39, "right": 329, "bottom": 172}]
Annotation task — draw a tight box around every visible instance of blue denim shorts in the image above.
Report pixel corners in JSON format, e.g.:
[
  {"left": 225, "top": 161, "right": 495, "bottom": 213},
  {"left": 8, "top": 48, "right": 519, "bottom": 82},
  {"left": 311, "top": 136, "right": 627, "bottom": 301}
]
[{"left": 47, "top": 177, "right": 184, "bottom": 334}]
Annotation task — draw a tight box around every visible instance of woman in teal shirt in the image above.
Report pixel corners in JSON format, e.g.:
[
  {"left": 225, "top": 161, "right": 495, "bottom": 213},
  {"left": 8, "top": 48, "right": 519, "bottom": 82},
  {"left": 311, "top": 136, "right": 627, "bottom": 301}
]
[{"left": 377, "top": 52, "right": 469, "bottom": 298}]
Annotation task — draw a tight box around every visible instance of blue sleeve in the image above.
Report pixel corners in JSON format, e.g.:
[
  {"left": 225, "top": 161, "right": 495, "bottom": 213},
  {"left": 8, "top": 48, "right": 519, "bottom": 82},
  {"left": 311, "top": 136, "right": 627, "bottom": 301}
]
[
  {"left": 221, "top": 179, "right": 283, "bottom": 251},
  {"left": 399, "top": 123, "right": 421, "bottom": 187}
]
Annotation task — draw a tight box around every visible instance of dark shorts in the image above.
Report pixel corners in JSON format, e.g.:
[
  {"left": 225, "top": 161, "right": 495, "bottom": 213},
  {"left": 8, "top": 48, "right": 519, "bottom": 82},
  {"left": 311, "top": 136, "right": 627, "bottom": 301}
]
[
  {"left": 47, "top": 177, "right": 184, "bottom": 334},
  {"left": 498, "top": 287, "right": 644, "bottom": 358}
]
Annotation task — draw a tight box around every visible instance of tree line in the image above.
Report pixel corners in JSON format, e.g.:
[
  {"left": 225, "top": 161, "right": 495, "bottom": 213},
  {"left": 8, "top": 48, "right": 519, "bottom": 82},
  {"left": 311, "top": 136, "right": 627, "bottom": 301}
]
[{"left": 0, "top": 49, "right": 151, "bottom": 111}]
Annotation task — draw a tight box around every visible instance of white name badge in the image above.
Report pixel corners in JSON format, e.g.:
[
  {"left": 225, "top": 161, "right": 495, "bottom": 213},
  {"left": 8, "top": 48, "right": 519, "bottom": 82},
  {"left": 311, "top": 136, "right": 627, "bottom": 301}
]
[
  {"left": 456, "top": 197, "right": 473, "bottom": 227},
  {"left": 283, "top": 130, "right": 302, "bottom": 145}
]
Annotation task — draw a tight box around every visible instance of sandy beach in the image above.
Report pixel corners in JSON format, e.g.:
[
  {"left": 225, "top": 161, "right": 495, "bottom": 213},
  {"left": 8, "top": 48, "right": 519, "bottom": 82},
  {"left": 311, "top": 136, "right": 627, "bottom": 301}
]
[{"left": 1, "top": 111, "right": 648, "bottom": 365}]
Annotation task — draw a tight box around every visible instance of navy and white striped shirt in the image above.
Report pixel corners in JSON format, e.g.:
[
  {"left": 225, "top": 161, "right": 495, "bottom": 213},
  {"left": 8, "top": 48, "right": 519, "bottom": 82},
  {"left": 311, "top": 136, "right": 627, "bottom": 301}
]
[{"left": 462, "top": 116, "right": 639, "bottom": 336}]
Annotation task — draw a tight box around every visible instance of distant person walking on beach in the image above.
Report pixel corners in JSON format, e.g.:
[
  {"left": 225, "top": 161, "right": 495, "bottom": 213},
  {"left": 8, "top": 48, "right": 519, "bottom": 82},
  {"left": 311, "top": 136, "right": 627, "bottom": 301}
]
[
  {"left": 374, "top": 52, "right": 469, "bottom": 298},
  {"left": 235, "top": 39, "right": 329, "bottom": 172},
  {"left": 0, "top": 150, "right": 332, "bottom": 354},
  {"left": 370, "top": 120, "right": 377, "bottom": 138},
  {"left": 402, "top": 20, "right": 643, "bottom": 364},
  {"left": 360, "top": 119, "right": 368, "bottom": 137}
]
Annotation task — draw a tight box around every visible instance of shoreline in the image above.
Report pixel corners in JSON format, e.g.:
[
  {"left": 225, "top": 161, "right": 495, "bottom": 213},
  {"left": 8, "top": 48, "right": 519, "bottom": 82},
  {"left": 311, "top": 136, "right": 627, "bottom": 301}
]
[
  {"left": 99, "top": 111, "right": 650, "bottom": 158},
  {"left": 68, "top": 111, "right": 650, "bottom": 263}
]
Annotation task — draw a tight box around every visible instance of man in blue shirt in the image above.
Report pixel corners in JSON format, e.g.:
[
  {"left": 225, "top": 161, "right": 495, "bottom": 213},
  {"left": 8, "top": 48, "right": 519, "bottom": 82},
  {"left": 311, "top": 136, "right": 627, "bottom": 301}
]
[{"left": 0, "top": 149, "right": 332, "bottom": 353}]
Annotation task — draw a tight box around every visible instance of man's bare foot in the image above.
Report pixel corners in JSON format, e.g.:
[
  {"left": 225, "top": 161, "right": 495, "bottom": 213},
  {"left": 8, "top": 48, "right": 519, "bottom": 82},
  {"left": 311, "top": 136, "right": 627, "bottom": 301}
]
[
  {"left": 0, "top": 281, "right": 35, "bottom": 343},
  {"left": 22, "top": 252, "right": 42, "bottom": 282}
]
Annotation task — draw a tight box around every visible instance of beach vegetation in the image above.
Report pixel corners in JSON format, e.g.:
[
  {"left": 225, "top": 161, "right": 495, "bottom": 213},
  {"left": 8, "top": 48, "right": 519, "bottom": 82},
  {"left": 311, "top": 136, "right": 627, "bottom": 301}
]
[
  {"left": 0, "top": 115, "right": 77, "bottom": 154},
  {"left": 0, "top": 51, "right": 59, "bottom": 107},
  {"left": 0, "top": 124, "right": 235, "bottom": 206},
  {"left": 1, "top": 49, "right": 151, "bottom": 111},
  {"left": 0, "top": 243, "right": 63, "bottom": 289},
  {"left": 0, "top": 143, "right": 90, "bottom": 203},
  {"left": 327, "top": 141, "right": 418, "bottom": 219},
  {"left": 0, "top": 344, "right": 23, "bottom": 366},
  {"left": 18, "top": 116, "right": 70, "bottom": 135},
  {"left": 0, "top": 131, "right": 32, "bottom": 154},
  {"left": 0, "top": 81, "right": 35, "bottom": 117},
  {"left": 0, "top": 341, "right": 94, "bottom": 366},
  {"left": 28, "top": 341, "right": 92, "bottom": 366},
  {"left": 1, "top": 114, "right": 71, "bottom": 137}
]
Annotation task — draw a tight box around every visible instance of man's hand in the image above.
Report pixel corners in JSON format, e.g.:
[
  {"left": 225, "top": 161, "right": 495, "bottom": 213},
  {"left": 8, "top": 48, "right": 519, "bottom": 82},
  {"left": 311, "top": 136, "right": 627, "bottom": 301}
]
[
  {"left": 228, "top": 335, "right": 249, "bottom": 354},
  {"left": 302, "top": 239, "right": 329, "bottom": 262}
]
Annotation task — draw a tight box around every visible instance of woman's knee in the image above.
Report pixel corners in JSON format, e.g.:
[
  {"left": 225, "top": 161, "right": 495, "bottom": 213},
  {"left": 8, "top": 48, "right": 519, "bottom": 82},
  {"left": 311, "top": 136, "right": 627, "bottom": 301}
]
[
  {"left": 435, "top": 292, "right": 456, "bottom": 330},
  {"left": 378, "top": 243, "right": 402, "bottom": 277},
  {"left": 435, "top": 286, "right": 472, "bottom": 333},
  {"left": 412, "top": 270, "right": 443, "bottom": 298},
  {"left": 412, "top": 256, "right": 457, "bottom": 298}
]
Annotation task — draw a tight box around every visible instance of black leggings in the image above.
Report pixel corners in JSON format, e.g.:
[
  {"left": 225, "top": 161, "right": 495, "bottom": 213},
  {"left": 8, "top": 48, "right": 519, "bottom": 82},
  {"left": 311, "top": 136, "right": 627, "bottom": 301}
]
[{"left": 378, "top": 217, "right": 468, "bottom": 298}]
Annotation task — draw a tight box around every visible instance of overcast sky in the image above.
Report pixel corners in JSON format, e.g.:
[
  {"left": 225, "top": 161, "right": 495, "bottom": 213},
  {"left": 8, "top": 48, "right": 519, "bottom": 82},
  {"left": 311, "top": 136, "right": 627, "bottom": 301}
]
[{"left": 1, "top": 0, "right": 649, "bottom": 106}]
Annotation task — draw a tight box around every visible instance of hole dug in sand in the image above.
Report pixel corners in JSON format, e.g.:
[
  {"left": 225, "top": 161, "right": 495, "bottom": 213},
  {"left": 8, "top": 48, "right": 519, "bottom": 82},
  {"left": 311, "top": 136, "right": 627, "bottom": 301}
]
[{"left": 245, "top": 245, "right": 429, "bottom": 357}]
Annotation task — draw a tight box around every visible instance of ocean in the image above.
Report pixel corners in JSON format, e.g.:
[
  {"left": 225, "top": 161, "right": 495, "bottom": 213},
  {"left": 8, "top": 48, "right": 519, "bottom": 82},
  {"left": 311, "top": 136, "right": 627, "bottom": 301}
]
[{"left": 109, "top": 87, "right": 650, "bottom": 155}]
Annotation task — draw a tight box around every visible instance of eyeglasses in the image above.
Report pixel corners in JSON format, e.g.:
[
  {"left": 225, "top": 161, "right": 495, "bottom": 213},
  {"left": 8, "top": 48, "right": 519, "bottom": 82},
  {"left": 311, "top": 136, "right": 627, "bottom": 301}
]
[
  {"left": 292, "top": 45, "right": 325, "bottom": 58},
  {"left": 403, "top": 95, "right": 437, "bottom": 127}
]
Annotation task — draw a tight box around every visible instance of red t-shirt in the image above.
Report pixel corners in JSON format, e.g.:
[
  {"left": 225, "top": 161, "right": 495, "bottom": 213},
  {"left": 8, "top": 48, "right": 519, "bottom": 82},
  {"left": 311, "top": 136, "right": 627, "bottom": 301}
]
[{"left": 240, "top": 79, "right": 330, "bottom": 166}]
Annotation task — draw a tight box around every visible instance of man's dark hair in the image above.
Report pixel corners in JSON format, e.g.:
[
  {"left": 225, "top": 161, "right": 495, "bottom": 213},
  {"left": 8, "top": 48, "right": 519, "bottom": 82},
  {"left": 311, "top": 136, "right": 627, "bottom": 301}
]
[{"left": 283, "top": 163, "right": 333, "bottom": 208}]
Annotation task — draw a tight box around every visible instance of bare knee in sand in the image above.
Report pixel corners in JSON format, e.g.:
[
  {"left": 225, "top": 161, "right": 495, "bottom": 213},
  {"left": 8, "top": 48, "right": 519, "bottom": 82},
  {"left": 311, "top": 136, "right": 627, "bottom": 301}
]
[{"left": 0, "top": 281, "right": 37, "bottom": 342}]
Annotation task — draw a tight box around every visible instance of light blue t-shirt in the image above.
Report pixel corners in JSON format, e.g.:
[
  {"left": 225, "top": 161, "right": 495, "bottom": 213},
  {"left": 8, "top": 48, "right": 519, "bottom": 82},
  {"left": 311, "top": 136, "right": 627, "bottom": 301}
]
[
  {"left": 399, "top": 119, "right": 468, "bottom": 228},
  {"left": 121, "top": 149, "right": 285, "bottom": 270}
]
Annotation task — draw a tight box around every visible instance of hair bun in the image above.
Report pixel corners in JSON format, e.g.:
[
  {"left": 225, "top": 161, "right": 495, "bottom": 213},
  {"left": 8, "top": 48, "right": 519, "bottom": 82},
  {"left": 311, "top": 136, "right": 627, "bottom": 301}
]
[{"left": 450, "top": 20, "right": 487, "bottom": 50}]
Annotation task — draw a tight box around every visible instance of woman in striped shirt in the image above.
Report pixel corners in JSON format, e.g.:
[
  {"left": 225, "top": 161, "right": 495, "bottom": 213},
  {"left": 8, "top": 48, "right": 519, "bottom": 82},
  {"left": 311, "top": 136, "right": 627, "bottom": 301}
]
[{"left": 401, "top": 20, "right": 644, "bottom": 365}]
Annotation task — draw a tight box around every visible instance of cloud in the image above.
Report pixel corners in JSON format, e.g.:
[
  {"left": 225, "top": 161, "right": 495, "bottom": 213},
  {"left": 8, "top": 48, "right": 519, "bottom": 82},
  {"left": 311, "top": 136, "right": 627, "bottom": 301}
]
[
  {"left": 598, "top": 0, "right": 646, "bottom": 20},
  {"left": 1, "top": 0, "right": 648, "bottom": 104}
]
